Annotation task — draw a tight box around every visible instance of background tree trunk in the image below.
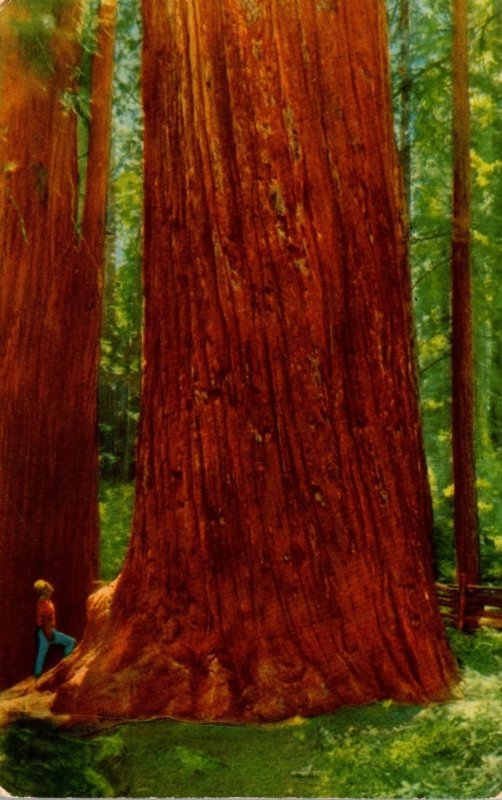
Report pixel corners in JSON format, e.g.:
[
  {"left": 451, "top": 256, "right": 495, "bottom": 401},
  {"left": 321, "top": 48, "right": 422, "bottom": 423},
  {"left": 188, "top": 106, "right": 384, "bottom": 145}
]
[
  {"left": 83, "top": 0, "right": 119, "bottom": 483},
  {"left": 51, "top": 0, "right": 457, "bottom": 722},
  {"left": 0, "top": 0, "right": 114, "bottom": 688},
  {"left": 81, "top": 0, "right": 117, "bottom": 275},
  {"left": 486, "top": 0, "right": 502, "bottom": 452},
  {"left": 451, "top": 0, "right": 479, "bottom": 594}
]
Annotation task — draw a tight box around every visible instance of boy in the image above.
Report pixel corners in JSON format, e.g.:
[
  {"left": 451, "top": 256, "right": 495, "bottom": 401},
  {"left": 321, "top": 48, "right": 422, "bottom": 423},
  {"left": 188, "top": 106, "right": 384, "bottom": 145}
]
[{"left": 34, "top": 579, "right": 76, "bottom": 678}]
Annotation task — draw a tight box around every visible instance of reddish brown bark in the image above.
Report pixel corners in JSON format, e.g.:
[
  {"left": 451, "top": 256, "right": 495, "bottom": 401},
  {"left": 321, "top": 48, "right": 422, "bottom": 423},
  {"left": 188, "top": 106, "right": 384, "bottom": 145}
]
[
  {"left": 51, "top": 0, "right": 457, "bottom": 722},
  {"left": 451, "top": 0, "right": 479, "bottom": 593},
  {"left": 81, "top": 0, "right": 117, "bottom": 266},
  {"left": 0, "top": 0, "right": 114, "bottom": 688}
]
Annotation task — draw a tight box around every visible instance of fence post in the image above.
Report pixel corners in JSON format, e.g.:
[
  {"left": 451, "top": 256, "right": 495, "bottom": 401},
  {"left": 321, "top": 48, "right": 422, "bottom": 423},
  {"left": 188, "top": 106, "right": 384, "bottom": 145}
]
[{"left": 457, "top": 572, "right": 467, "bottom": 630}]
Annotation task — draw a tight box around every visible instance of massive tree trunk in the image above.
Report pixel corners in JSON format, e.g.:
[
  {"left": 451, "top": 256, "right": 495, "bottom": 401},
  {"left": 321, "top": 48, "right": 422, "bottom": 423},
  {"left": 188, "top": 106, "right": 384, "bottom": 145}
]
[
  {"left": 0, "top": 0, "right": 114, "bottom": 688},
  {"left": 51, "top": 0, "right": 457, "bottom": 722},
  {"left": 451, "top": 0, "right": 479, "bottom": 595}
]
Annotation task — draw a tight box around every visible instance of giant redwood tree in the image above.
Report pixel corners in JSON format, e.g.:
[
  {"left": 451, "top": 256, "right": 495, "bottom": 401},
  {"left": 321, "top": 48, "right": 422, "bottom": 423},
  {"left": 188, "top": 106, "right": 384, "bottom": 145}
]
[
  {"left": 50, "top": 0, "right": 457, "bottom": 721},
  {"left": 0, "top": 0, "right": 114, "bottom": 688}
]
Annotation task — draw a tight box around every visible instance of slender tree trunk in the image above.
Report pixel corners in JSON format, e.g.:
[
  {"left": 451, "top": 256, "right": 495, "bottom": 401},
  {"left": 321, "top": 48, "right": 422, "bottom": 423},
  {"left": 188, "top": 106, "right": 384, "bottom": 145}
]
[
  {"left": 0, "top": 0, "right": 116, "bottom": 688},
  {"left": 451, "top": 0, "right": 479, "bottom": 598},
  {"left": 84, "top": 0, "right": 118, "bottom": 484},
  {"left": 50, "top": 0, "right": 457, "bottom": 723},
  {"left": 487, "top": 0, "right": 502, "bottom": 450},
  {"left": 81, "top": 0, "right": 117, "bottom": 267},
  {"left": 98, "top": 171, "right": 118, "bottom": 480}
]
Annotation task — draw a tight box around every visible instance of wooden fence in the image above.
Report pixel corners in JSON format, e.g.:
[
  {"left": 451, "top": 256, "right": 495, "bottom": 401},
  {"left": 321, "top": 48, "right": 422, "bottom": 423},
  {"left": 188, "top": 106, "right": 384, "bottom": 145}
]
[{"left": 436, "top": 579, "right": 502, "bottom": 631}]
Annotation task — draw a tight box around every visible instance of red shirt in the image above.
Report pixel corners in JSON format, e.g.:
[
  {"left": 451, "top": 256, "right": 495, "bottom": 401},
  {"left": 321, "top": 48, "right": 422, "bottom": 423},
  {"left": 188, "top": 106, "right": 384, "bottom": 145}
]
[{"left": 36, "top": 597, "right": 56, "bottom": 631}]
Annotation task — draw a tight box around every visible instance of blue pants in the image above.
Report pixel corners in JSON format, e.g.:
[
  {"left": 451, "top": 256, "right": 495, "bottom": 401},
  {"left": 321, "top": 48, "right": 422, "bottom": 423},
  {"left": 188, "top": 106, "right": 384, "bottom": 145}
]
[{"left": 34, "top": 628, "right": 76, "bottom": 678}]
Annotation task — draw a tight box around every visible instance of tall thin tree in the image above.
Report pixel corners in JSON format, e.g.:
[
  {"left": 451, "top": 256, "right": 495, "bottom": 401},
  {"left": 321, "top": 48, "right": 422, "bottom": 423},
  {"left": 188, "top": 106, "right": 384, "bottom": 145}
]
[
  {"left": 486, "top": 0, "right": 502, "bottom": 452},
  {"left": 451, "top": 0, "right": 480, "bottom": 606},
  {"left": 81, "top": 0, "right": 118, "bottom": 274}
]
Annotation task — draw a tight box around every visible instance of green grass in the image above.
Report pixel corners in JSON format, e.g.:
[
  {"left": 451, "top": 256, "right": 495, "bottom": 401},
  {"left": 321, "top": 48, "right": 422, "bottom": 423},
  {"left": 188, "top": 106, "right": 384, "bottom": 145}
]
[{"left": 2, "top": 628, "right": 502, "bottom": 797}]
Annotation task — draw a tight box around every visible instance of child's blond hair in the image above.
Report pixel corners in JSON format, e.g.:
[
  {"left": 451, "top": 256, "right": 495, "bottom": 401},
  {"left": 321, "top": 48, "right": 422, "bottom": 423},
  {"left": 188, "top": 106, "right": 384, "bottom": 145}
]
[{"left": 33, "top": 579, "right": 54, "bottom": 596}]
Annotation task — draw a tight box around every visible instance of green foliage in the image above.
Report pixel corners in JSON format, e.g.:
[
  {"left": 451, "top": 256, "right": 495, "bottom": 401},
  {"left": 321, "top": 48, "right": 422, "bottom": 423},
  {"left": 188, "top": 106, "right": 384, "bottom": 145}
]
[
  {"left": 73, "top": 0, "right": 101, "bottom": 234},
  {"left": 98, "top": 0, "right": 142, "bottom": 482},
  {"left": 388, "top": 0, "right": 502, "bottom": 581},
  {"left": 388, "top": 0, "right": 454, "bottom": 578},
  {"left": 310, "top": 678, "right": 502, "bottom": 797},
  {"left": 75, "top": 0, "right": 101, "bottom": 120},
  {"left": 99, "top": 481, "right": 134, "bottom": 580},
  {"left": 0, "top": 717, "right": 124, "bottom": 797},
  {"left": 475, "top": 463, "right": 502, "bottom": 582},
  {"left": 469, "top": 2, "right": 502, "bottom": 579},
  {"left": 10, "top": 0, "right": 73, "bottom": 76}
]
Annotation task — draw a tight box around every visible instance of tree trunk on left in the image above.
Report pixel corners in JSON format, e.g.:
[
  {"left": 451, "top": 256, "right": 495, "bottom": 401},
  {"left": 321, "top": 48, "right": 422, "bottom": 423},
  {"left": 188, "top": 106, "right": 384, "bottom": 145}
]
[{"left": 0, "top": 0, "right": 114, "bottom": 688}]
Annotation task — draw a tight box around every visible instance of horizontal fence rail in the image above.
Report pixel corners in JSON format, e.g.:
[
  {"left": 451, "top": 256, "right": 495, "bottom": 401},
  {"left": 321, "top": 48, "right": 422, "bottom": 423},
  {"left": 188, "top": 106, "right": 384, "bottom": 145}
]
[{"left": 436, "top": 581, "right": 502, "bottom": 630}]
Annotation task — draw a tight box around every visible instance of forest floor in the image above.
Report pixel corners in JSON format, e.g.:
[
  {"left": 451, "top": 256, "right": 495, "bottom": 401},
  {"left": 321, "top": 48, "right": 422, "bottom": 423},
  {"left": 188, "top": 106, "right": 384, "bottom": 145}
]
[
  {"left": 0, "top": 678, "right": 56, "bottom": 728},
  {"left": 1, "top": 627, "right": 502, "bottom": 797}
]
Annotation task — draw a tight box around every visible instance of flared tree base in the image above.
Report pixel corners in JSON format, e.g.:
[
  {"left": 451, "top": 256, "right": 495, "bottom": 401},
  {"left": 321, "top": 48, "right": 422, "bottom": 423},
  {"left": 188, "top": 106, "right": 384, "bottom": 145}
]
[{"left": 46, "top": 585, "right": 457, "bottom": 724}]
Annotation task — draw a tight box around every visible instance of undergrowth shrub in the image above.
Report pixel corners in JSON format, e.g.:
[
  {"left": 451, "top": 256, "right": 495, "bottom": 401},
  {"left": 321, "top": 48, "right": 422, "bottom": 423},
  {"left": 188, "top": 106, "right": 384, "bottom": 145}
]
[{"left": 0, "top": 717, "right": 124, "bottom": 798}]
